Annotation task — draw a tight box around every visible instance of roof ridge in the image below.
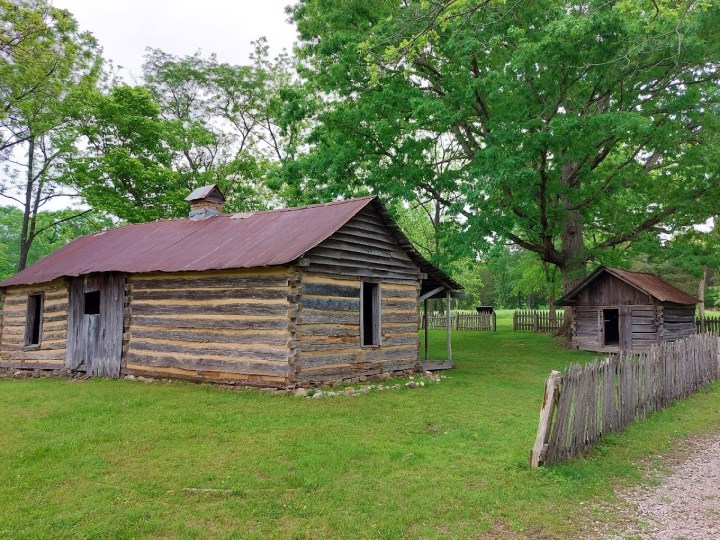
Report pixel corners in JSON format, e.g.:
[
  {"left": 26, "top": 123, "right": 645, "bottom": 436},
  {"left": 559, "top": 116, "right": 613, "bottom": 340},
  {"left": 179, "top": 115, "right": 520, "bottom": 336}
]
[
  {"left": 83, "top": 196, "right": 378, "bottom": 235},
  {"left": 256, "top": 196, "right": 376, "bottom": 215},
  {"left": 609, "top": 267, "right": 656, "bottom": 277}
]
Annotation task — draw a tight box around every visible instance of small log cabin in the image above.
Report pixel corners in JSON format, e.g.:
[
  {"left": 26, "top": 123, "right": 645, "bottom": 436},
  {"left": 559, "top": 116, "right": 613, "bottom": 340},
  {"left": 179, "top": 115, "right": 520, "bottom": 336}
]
[
  {"left": 0, "top": 188, "right": 461, "bottom": 386},
  {"left": 556, "top": 267, "right": 698, "bottom": 353}
]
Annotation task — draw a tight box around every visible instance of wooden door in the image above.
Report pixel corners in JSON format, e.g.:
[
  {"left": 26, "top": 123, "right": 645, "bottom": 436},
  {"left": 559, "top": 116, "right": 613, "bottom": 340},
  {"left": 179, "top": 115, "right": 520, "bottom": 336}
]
[
  {"left": 620, "top": 306, "right": 633, "bottom": 350},
  {"left": 65, "top": 273, "right": 125, "bottom": 377}
]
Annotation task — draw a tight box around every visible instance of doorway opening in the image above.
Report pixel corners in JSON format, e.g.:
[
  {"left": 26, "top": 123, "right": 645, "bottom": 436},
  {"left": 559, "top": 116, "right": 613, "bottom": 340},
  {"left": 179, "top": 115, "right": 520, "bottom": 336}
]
[
  {"left": 361, "top": 282, "right": 380, "bottom": 346},
  {"left": 25, "top": 293, "right": 43, "bottom": 346},
  {"left": 603, "top": 308, "right": 620, "bottom": 346}
]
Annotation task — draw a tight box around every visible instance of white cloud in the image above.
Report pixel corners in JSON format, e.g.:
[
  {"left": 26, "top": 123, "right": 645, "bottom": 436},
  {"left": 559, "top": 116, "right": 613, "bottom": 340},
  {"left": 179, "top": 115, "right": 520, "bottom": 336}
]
[{"left": 54, "top": 0, "right": 298, "bottom": 80}]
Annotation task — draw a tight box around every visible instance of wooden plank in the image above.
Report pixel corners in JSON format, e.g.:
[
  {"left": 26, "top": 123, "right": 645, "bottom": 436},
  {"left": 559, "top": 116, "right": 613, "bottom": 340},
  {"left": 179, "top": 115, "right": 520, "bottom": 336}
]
[
  {"left": 2, "top": 350, "right": 65, "bottom": 361},
  {"left": 0, "top": 360, "right": 64, "bottom": 369},
  {"left": 303, "top": 282, "right": 360, "bottom": 298},
  {"left": 530, "top": 370, "right": 561, "bottom": 468},
  {"left": 303, "top": 297, "right": 360, "bottom": 312},
  {"left": 306, "top": 238, "right": 413, "bottom": 268},
  {"left": 304, "top": 256, "right": 420, "bottom": 281},
  {"left": 129, "top": 340, "right": 287, "bottom": 361},
  {"left": 130, "top": 302, "right": 287, "bottom": 316},
  {"left": 621, "top": 306, "right": 633, "bottom": 350},
  {"left": 296, "top": 345, "right": 417, "bottom": 368},
  {"left": 125, "top": 363, "right": 290, "bottom": 384},
  {"left": 129, "top": 287, "right": 288, "bottom": 301},
  {"left": 420, "top": 360, "right": 454, "bottom": 371},
  {"left": 65, "top": 277, "right": 85, "bottom": 370},
  {"left": 130, "top": 327, "right": 288, "bottom": 346},
  {"left": 130, "top": 315, "right": 288, "bottom": 331},
  {"left": 91, "top": 273, "right": 125, "bottom": 378},
  {"left": 379, "top": 287, "right": 418, "bottom": 299},
  {"left": 129, "top": 275, "right": 288, "bottom": 290},
  {"left": 125, "top": 352, "right": 291, "bottom": 377}
]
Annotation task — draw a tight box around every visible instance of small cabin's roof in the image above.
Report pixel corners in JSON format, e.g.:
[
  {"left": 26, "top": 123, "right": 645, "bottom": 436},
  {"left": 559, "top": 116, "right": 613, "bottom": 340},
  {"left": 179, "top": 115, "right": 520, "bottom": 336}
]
[
  {"left": 1, "top": 197, "right": 462, "bottom": 296},
  {"left": 185, "top": 184, "right": 225, "bottom": 202},
  {"left": 556, "top": 266, "right": 699, "bottom": 306}
]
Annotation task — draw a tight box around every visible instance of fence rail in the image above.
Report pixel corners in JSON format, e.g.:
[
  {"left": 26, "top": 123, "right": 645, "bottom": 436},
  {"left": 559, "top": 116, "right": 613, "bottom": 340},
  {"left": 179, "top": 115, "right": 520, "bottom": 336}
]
[
  {"left": 513, "top": 309, "right": 566, "bottom": 333},
  {"left": 423, "top": 312, "right": 496, "bottom": 332},
  {"left": 696, "top": 316, "right": 720, "bottom": 335},
  {"left": 531, "top": 333, "right": 720, "bottom": 467}
]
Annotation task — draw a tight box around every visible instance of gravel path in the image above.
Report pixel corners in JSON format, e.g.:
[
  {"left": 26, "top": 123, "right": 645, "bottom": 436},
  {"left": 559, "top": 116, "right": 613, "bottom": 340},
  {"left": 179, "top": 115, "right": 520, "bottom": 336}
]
[{"left": 607, "top": 435, "right": 720, "bottom": 539}]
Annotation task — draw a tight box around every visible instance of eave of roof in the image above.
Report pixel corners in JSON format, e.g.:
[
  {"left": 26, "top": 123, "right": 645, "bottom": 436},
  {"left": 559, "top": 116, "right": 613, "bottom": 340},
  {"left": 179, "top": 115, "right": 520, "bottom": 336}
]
[
  {"left": 556, "top": 266, "right": 699, "bottom": 306},
  {"left": 369, "top": 199, "right": 462, "bottom": 295}
]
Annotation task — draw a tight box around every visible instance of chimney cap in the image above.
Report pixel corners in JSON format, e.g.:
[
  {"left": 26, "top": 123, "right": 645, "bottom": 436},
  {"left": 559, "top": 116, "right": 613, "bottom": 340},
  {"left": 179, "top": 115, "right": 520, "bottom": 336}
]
[{"left": 185, "top": 184, "right": 225, "bottom": 203}]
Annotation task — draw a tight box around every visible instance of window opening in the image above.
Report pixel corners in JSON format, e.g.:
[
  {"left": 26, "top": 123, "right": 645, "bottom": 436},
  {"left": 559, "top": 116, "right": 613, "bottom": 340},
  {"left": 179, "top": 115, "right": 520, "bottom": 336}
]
[
  {"left": 603, "top": 308, "right": 620, "bottom": 346},
  {"left": 26, "top": 293, "right": 43, "bottom": 346},
  {"left": 84, "top": 290, "right": 101, "bottom": 315},
  {"left": 361, "top": 282, "right": 380, "bottom": 346}
]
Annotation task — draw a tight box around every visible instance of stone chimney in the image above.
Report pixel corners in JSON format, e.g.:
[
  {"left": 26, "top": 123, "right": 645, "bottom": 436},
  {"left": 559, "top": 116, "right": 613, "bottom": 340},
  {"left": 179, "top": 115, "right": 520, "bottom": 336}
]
[{"left": 185, "top": 185, "right": 225, "bottom": 220}]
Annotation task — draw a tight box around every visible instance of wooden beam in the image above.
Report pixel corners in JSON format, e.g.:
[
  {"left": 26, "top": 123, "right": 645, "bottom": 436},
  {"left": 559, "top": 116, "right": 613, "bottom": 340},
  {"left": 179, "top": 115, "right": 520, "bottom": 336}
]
[
  {"left": 530, "top": 370, "right": 562, "bottom": 468},
  {"left": 446, "top": 292, "right": 452, "bottom": 363},
  {"left": 419, "top": 286, "right": 445, "bottom": 302},
  {"left": 424, "top": 298, "right": 428, "bottom": 362}
]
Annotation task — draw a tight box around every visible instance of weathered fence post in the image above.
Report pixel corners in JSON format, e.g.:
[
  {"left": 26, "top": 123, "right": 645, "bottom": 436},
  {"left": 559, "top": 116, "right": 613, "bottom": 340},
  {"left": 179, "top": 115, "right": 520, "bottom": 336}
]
[{"left": 530, "top": 370, "right": 562, "bottom": 468}]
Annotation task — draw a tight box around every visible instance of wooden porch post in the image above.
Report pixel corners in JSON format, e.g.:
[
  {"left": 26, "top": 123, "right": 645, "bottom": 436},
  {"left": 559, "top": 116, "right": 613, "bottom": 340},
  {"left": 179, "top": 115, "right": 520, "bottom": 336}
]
[
  {"left": 423, "top": 298, "right": 429, "bottom": 361},
  {"left": 446, "top": 291, "right": 452, "bottom": 363}
]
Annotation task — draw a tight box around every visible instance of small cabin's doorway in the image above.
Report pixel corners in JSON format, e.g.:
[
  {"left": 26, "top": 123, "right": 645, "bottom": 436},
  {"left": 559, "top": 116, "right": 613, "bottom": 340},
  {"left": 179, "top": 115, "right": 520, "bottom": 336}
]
[
  {"left": 603, "top": 308, "right": 620, "bottom": 346},
  {"left": 65, "top": 273, "right": 125, "bottom": 377}
]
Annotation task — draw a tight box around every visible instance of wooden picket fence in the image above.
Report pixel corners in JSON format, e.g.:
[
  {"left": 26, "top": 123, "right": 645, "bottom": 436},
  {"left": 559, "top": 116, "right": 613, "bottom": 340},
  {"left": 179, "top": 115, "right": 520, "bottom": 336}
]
[
  {"left": 696, "top": 315, "right": 720, "bottom": 335},
  {"left": 531, "top": 333, "right": 720, "bottom": 467},
  {"left": 424, "top": 312, "right": 496, "bottom": 332},
  {"left": 513, "top": 309, "right": 566, "bottom": 333}
]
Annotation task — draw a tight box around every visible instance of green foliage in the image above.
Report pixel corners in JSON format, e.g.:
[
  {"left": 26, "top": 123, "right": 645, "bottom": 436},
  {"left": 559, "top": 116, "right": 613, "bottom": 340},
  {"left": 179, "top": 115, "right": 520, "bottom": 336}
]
[
  {"left": 290, "top": 0, "right": 720, "bottom": 288},
  {"left": 0, "top": 0, "right": 102, "bottom": 269},
  {"left": 0, "top": 205, "right": 112, "bottom": 280},
  {"left": 68, "top": 85, "right": 188, "bottom": 222},
  {"left": 143, "top": 40, "right": 305, "bottom": 212}
]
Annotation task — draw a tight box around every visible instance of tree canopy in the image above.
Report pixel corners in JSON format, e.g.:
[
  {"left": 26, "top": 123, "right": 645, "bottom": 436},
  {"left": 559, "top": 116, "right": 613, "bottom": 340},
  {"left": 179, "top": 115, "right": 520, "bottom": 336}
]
[
  {"left": 290, "top": 0, "right": 720, "bottom": 290},
  {"left": 0, "top": 0, "right": 101, "bottom": 269}
]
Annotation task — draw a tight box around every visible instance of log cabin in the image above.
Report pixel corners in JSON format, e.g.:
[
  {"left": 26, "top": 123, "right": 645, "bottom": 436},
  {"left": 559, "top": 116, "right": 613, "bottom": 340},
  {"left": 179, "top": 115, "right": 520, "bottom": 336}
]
[
  {"left": 556, "top": 267, "right": 698, "bottom": 353},
  {"left": 0, "top": 188, "right": 462, "bottom": 386}
]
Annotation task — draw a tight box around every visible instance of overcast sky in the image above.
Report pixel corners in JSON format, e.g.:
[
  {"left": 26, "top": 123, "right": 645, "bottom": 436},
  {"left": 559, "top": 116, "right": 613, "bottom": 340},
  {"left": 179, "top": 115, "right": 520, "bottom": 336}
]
[{"left": 54, "top": 0, "right": 298, "bottom": 81}]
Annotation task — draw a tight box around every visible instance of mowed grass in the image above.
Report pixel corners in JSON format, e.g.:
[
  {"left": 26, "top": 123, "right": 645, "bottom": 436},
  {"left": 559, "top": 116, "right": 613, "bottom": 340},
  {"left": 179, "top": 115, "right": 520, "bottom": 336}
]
[{"left": 2, "top": 319, "right": 720, "bottom": 539}]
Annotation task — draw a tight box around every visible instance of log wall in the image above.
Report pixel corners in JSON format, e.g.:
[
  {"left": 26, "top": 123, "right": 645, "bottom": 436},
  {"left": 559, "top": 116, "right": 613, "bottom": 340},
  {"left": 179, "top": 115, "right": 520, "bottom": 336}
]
[
  {"left": 0, "top": 279, "right": 69, "bottom": 370},
  {"left": 661, "top": 304, "right": 696, "bottom": 342},
  {"left": 125, "top": 268, "right": 294, "bottom": 385},
  {"left": 302, "top": 206, "right": 422, "bottom": 283},
  {"left": 574, "top": 305, "right": 661, "bottom": 352},
  {"left": 292, "top": 273, "right": 420, "bottom": 383}
]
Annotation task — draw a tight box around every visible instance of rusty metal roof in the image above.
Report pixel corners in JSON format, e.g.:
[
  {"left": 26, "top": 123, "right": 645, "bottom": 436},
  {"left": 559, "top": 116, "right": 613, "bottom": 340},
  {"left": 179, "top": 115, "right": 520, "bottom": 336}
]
[
  {"left": 1, "top": 197, "right": 463, "bottom": 293},
  {"left": 557, "top": 267, "right": 699, "bottom": 305}
]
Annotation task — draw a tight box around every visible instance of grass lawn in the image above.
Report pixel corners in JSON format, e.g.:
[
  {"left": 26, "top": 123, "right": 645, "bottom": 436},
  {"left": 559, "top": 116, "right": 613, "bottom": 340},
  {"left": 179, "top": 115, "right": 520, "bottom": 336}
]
[{"left": 2, "top": 319, "right": 720, "bottom": 539}]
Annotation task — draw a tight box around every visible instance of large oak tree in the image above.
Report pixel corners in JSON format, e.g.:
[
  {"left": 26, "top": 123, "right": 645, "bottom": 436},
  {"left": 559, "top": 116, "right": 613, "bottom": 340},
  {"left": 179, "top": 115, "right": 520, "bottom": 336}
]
[{"left": 290, "top": 0, "right": 720, "bottom": 290}]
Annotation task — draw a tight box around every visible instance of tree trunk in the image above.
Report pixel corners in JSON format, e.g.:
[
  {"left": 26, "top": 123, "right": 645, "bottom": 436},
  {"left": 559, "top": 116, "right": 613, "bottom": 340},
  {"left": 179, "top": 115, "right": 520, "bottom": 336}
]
[
  {"left": 698, "top": 264, "right": 708, "bottom": 332},
  {"left": 18, "top": 135, "right": 35, "bottom": 272},
  {"left": 559, "top": 163, "right": 587, "bottom": 294},
  {"left": 555, "top": 162, "right": 587, "bottom": 338}
]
